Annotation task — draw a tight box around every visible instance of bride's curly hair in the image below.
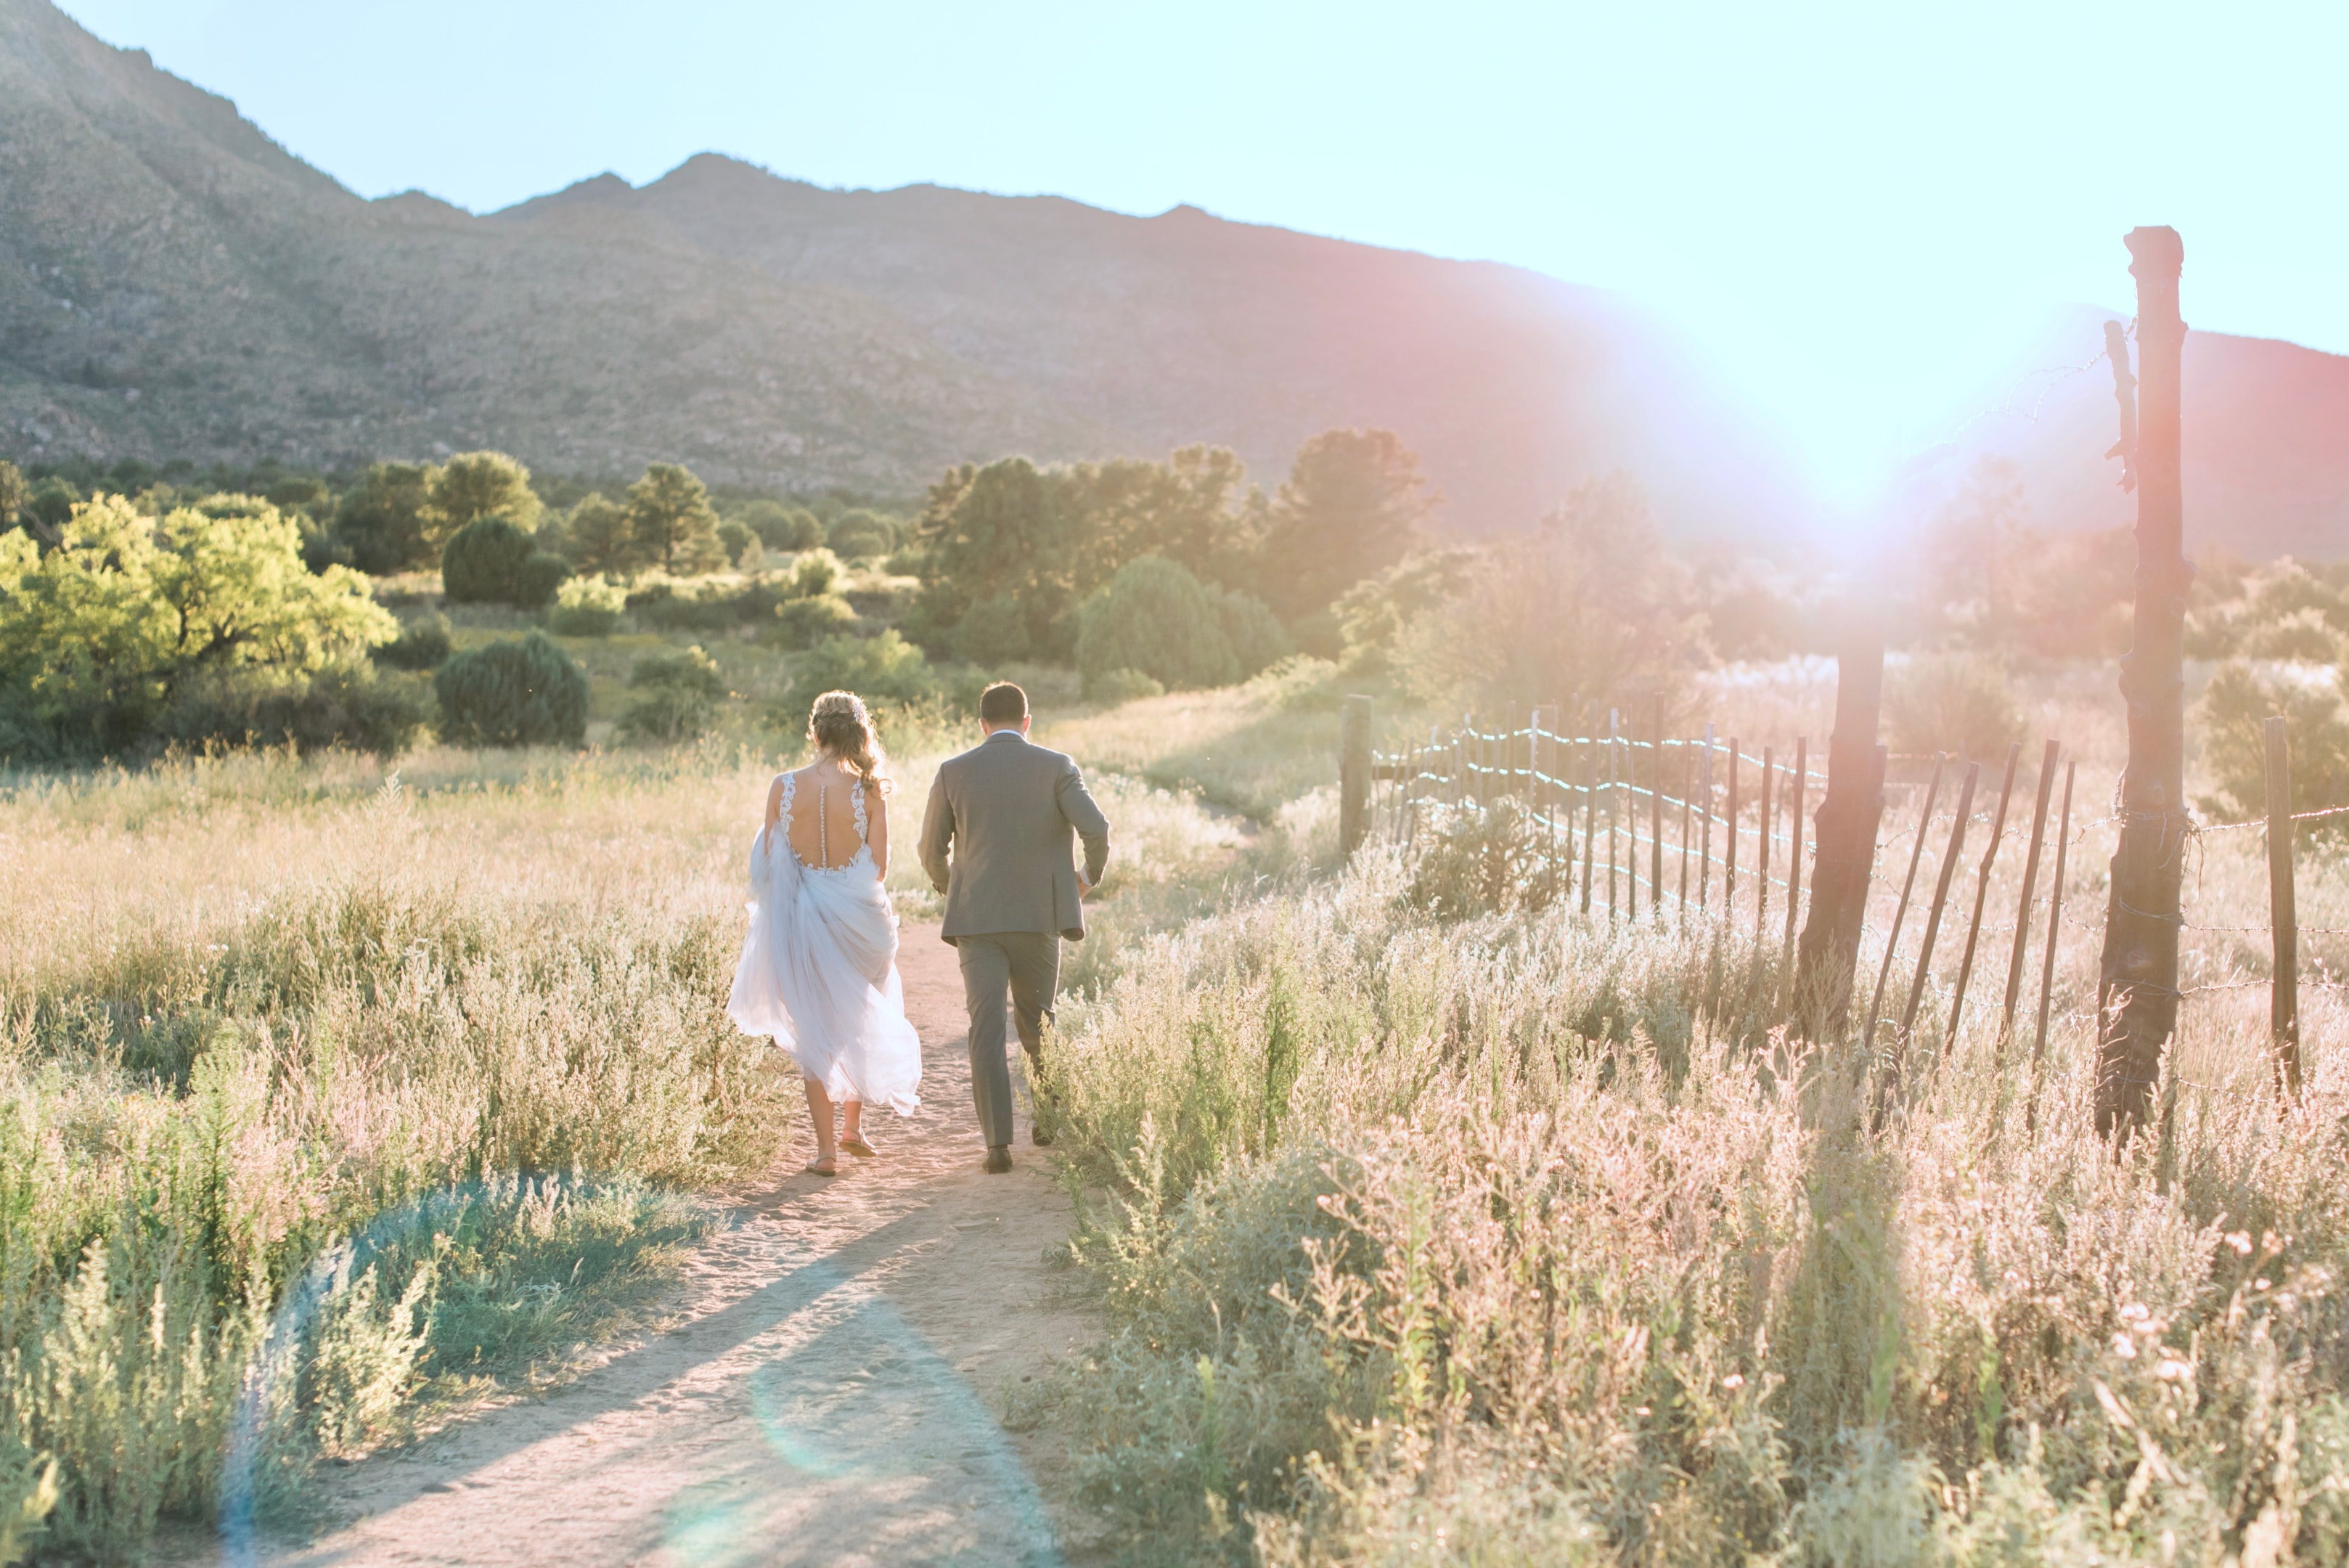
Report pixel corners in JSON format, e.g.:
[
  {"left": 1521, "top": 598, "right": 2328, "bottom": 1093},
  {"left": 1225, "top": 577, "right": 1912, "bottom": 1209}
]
[{"left": 806, "top": 690, "right": 891, "bottom": 793}]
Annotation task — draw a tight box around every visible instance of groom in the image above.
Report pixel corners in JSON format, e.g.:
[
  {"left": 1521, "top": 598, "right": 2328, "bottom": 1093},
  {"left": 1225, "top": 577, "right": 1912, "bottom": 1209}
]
[{"left": 919, "top": 681, "right": 1111, "bottom": 1173}]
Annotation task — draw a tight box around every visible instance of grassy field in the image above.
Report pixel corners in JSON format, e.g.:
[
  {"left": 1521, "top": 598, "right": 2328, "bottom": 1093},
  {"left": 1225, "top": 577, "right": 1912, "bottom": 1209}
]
[{"left": 4, "top": 652, "right": 2345, "bottom": 1564}]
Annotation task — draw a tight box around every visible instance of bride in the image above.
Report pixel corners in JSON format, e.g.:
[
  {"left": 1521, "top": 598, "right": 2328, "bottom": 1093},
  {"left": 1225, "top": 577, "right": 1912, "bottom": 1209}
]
[{"left": 727, "top": 690, "right": 922, "bottom": 1175}]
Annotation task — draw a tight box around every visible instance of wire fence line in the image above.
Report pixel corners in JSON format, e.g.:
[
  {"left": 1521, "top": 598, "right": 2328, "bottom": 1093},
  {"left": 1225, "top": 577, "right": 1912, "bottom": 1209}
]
[{"left": 1358, "top": 707, "right": 2337, "bottom": 1095}]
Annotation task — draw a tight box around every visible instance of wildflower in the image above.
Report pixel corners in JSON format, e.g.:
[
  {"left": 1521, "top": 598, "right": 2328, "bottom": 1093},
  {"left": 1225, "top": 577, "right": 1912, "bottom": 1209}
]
[
  {"left": 2157, "top": 1360, "right": 2192, "bottom": 1381},
  {"left": 2112, "top": 1334, "right": 2137, "bottom": 1359},
  {"left": 2226, "top": 1231, "right": 2252, "bottom": 1255},
  {"left": 2118, "top": 1303, "right": 2149, "bottom": 1323},
  {"left": 1722, "top": 1373, "right": 1744, "bottom": 1389}
]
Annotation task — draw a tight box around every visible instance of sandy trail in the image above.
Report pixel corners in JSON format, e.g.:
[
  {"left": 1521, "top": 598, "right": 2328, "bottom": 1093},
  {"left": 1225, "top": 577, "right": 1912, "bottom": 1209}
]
[{"left": 234, "top": 923, "right": 1092, "bottom": 1568}]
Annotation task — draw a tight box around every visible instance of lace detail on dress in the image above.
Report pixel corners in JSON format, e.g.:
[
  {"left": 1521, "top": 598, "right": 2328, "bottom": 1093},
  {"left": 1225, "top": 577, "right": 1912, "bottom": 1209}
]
[{"left": 780, "top": 769, "right": 870, "bottom": 877}]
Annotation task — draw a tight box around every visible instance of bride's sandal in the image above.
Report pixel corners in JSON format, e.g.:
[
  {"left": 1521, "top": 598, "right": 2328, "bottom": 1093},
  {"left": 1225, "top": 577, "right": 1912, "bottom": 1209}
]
[
  {"left": 840, "top": 1135, "right": 878, "bottom": 1159},
  {"left": 802, "top": 1155, "right": 839, "bottom": 1177}
]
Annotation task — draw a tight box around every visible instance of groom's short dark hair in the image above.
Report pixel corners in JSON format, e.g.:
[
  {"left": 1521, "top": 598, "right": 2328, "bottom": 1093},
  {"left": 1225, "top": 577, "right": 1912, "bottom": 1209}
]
[{"left": 979, "top": 681, "right": 1028, "bottom": 726}]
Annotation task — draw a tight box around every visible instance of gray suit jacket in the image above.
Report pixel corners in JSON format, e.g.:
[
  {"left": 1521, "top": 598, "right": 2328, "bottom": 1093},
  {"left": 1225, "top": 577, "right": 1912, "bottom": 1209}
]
[{"left": 920, "top": 730, "right": 1111, "bottom": 942}]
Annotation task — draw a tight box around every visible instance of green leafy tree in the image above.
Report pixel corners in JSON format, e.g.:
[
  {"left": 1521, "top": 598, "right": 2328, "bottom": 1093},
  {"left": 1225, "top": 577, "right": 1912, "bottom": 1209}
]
[
  {"left": 619, "top": 645, "right": 728, "bottom": 743},
  {"left": 827, "top": 509, "right": 895, "bottom": 560},
  {"left": 332, "top": 462, "right": 437, "bottom": 573},
  {"left": 787, "top": 629, "right": 937, "bottom": 715},
  {"left": 912, "top": 457, "right": 1077, "bottom": 658},
  {"left": 442, "top": 517, "right": 570, "bottom": 606},
  {"left": 627, "top": 464, "right": 723, "bottom": 573},
  {"left": 433, "top": 631, "right": 589, "bottom": 748},
  {"left": 0, "top": 494, "right": 395, "bottom": 756},
  {"left": 2197, "top": 660, "right": 2349, "bottom": 838},
  {"left": 1065, "top": 444, "right": 1258, "bottom": 593},
  {"left": 1261, "top": 429, "right": 1437, "bottom": 626},
  {"left": 422, "top": 452, "right": 541, "bottom": 550},
  {"left": 737, "top": 500, "right": 823, "bottom": 552},
  {"left": 1074, "top": 557, "right": 1287, "bottom": 695},
  {"left": 565, "top": 493, "right": 645, "bottom": 577},
  {"left": 0, "top": 460, "right": 23, "bottom": 532},
  {"left": 1393, "top": 474, "right": 1700, "bottom": 718},
  {"left": 22, "top": 477, "right": 79, "bottom": 543}
]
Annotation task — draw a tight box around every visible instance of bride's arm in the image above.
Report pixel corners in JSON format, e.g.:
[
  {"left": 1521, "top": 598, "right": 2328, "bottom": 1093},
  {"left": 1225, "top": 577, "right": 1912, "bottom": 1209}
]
[
  {"left": 867, "top": 788, "right": 890, "bottom": 878},
  {"left": 763, "top": 774, "right": 787, "bottom": 848}
]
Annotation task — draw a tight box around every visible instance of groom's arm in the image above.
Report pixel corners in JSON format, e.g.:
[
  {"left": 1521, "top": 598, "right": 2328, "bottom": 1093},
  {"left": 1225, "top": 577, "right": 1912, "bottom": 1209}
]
[
  {"left": 1056, "top": 761, "right": 1111, "bottom": 888},
  {"left": 918, "top": 769, "right": 955, "bottom": 894}
]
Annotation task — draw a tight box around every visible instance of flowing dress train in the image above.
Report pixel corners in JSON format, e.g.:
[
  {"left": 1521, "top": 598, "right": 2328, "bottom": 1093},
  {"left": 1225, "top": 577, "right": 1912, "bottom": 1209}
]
[{"left": 726, "top": 774, "right": 922, "bottom": 1113}]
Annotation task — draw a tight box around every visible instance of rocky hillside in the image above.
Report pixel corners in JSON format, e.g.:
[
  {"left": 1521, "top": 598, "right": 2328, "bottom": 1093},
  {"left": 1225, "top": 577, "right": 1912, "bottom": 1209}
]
[{"left": 0, "top": 0, "right": 1802, "bottom": 534}]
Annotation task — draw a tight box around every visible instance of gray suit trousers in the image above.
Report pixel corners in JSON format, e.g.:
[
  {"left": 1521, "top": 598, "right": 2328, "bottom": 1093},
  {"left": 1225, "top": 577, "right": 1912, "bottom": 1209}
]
[{"left": 955, "top": 931, "right": 1061, "bottom": 1148}]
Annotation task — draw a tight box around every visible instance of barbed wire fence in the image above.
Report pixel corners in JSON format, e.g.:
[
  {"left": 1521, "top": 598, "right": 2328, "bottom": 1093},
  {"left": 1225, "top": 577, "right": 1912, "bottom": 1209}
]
[{"left": 1339, "top": 698, "right": 2329, "bottom": 1117}]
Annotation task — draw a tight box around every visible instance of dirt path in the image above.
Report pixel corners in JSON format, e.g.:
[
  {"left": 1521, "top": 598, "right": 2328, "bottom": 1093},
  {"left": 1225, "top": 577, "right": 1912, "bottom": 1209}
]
[{"left": 243, "top": 923, "right": 1094, "bottom": 1568}]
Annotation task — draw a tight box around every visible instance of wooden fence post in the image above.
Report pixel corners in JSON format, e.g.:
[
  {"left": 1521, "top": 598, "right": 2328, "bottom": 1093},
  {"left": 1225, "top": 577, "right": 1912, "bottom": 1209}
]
[
  {"left": 1699, "top": 724, "right": 1715, "bottom": 912},
  {"left": 1781, "top": 736, "right": 1806, "bottom": 992},
  {"left": 1651, "top": 699, "right": 1666, "bottom": 922},
  {"left": 1867, "top": 756, "right": 1945, "bottom": 1049},
  {"left": 2096, "top": 226, "right": 2191, "bottom": 1138},
  {"left": 1608, "top": 709, "right": 1622, "bottom": 922},
  {"left": 1900, "top": 760, "right": 1982, "bottom": 1042},
  {"left": 1678, "top": 740, "right": 1694, "bottom": 921},
  {"left": 1797, "top": 603, "right": 1888, "bottom": 1039},
  {"left": 1340, "top": 695, "right": 1372, "bottom": 859},
  {"left": 1756, "top": 746, "right": 1776, "bottom": 942},
  {"left": 1998, "top": 741, "right": 2062, "bottom": 1055},
  {"left": 2266, "top": 715, "right": 2302, "bottom": 1100},
  {"left": 1723, "top": 739, "right": 1741, "bottom": 913},
  {"left": 1947, "top": 743, "right": 2022, "bottom": 1048},
  {"left": 2027, "top": 761, "right": 2077, "bottom": 1132}
]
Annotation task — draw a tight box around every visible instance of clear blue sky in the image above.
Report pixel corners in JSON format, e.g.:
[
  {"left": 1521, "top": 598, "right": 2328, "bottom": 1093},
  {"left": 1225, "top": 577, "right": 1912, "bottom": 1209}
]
[{"left": 59, "top": 0, "right": 2348, "bottom": 512}]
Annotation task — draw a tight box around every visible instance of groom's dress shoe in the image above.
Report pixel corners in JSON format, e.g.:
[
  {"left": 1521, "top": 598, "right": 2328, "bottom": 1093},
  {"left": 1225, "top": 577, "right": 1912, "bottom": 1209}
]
[{"left": 984, "top": 1146, "right": 1013, "bottom": 1175}]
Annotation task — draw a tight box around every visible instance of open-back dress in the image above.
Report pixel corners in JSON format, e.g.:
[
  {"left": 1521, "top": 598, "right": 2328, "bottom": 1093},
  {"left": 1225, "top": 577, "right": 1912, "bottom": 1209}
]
[{"left": 726, "top": 772, "right": 922, "bottom": 1113}]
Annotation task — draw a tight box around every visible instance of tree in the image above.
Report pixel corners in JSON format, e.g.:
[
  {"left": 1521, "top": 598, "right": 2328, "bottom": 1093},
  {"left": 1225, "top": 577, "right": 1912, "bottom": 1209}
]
[
  {"left": 565, "top": 492, "right": 646, "bottom": 577},
  {"left": 433, "top": 632, "right": 590, "bottom": 748},
  {"left": 627, "top": 464, "right": 723, "bottom": 573},
  {"left": 912, "top": 457, "right": 1078, "bottom": 658},
  {"left": 1393, "top": 473, "right": 1701, "bottom": 718},
  {"left": 1063, "top": 444, "right": 1259, "bottom": 594},
  {"left": 442, "top": 517, "right": 570, "bottom": 606},
  {"left": 332, "top": 462, "right": 437, "bottom": 573},
  {"left": 1261, "top": 429, "right": 1437, "bottom": 627},
  {"left": 422, "top": 451, "right": 541, "bottom": 550},
  {"left": 1074, "top": 557, "right": 1289, "bottom": 695},
  {"left": 0, "top": 460, "right": 22, "bottom": 533},
  {"left": 0, "top": 494, "right": 395, "bottom": 756}
]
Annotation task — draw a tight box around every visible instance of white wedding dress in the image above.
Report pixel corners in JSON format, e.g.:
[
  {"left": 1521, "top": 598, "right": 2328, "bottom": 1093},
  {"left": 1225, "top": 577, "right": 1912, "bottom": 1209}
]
[{"left": 727, "top": 772, "right": 923, "bottom": 1114}]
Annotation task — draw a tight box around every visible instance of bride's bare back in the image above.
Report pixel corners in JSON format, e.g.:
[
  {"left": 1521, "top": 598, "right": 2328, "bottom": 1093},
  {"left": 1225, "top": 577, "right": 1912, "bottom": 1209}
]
[{"left": 767, "top": 756, "right": 890, "bottom": 875}]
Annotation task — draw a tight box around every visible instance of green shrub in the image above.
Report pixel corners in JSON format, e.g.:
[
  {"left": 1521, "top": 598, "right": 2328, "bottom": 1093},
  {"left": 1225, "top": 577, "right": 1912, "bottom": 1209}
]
[
  {"left": 1074, "top": 556, "right": 1286, "bottom": 693},
  {"left": 736, "top": 502, "right": 822, "bottom": 552},
  {"left": 952, "top": 595, "right": 1032, "bottom": 664},
  {"left": 769, "top": 594, "right": 859, "bottom": 650},
  {"left": 1882, "top": 650, "right": 2023, "bottom": 761},
  {"left": 787, "top": 630, "right": 936, "bottom": 715},
  {"left": 377, "top": 613, "right": 454, "bottom": 670},
  {"left": 160, "top": 661, "right": 431, "bottom": 756},
  {"left": 626, "top": 578, "right": 781, "bottom": 632},
  {"left": 2239, "top": 608, "right": 2342, "bottom": 663},
  {"left": 547, "top": 576, "right": 627, "bottom": 637},
  {"left": 441, "top": 518, "right": 570, "bottom": 607},
  {"left": 827, "top": 508, "right": 894, "bottom": 560},
  {"left": 1087, "top": 668, "right": 1165, "bottom": 704},
  {"left": 715, "top": 519, "right": 756, "bottom": 568},
  {"left": 790, "top": 550, "right": 843, "bottom": 599},
  {"left": 432, "top": 632, "right": 589, "bottom": 748},
  {"left": 618, "top": 646, "right": 727, "bottom": 744},
  {"left": 2196, "top": 658, "right": 2349, "bottom": 836}
]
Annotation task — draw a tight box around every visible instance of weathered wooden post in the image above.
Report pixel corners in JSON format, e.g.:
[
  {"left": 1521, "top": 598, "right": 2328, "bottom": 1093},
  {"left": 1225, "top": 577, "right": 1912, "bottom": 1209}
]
[
  {"left": 1648, "top": 699, "right": 1665, "bottom": 922},
  {"left": 1948, "top": 743, "right": 2022, "bottom": 1048},
  {"left": 1866, "top": 756, "right": 1945, "bottom": 1048},
  {"left": 2266, "top": 715, "right": 2301, "bottom": 1100},
  {"left": 1781, "top": 735, "right": 1807, "bottom": 989},
  {"left": 1756, "top": 746, "right": 1776, "bottom": 941},
  {"left": 1699, "top": 724, "right": 1716, "bottom": 911},
  {"left": 2027, "top": 761, "right": 2078, "bottom": 1132},
  {"left": 1723, "top": 740, "right": 1741, "bottom": 912},
  {"left": 1797, "top": 605, "right": 1889, "bottom": 1038},
  {"left": 1339, "top": 695, "right": 1373, "bottom": 859},
  {"left": 1608, "top": 709, "right": 1622, "bottom": 922},
  {"left": 1901, "top": 760, "right": 1982, "bottom": 1042},
  {"left": 2096, "top": 226, "right": 2192, "bottom": 1138},
  {"left": 1998, "top": 741, "right": 2062, "bottom": 1055},
  {"left": 1580, "top": 734, "right": 1597, "bottom": 916}
]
